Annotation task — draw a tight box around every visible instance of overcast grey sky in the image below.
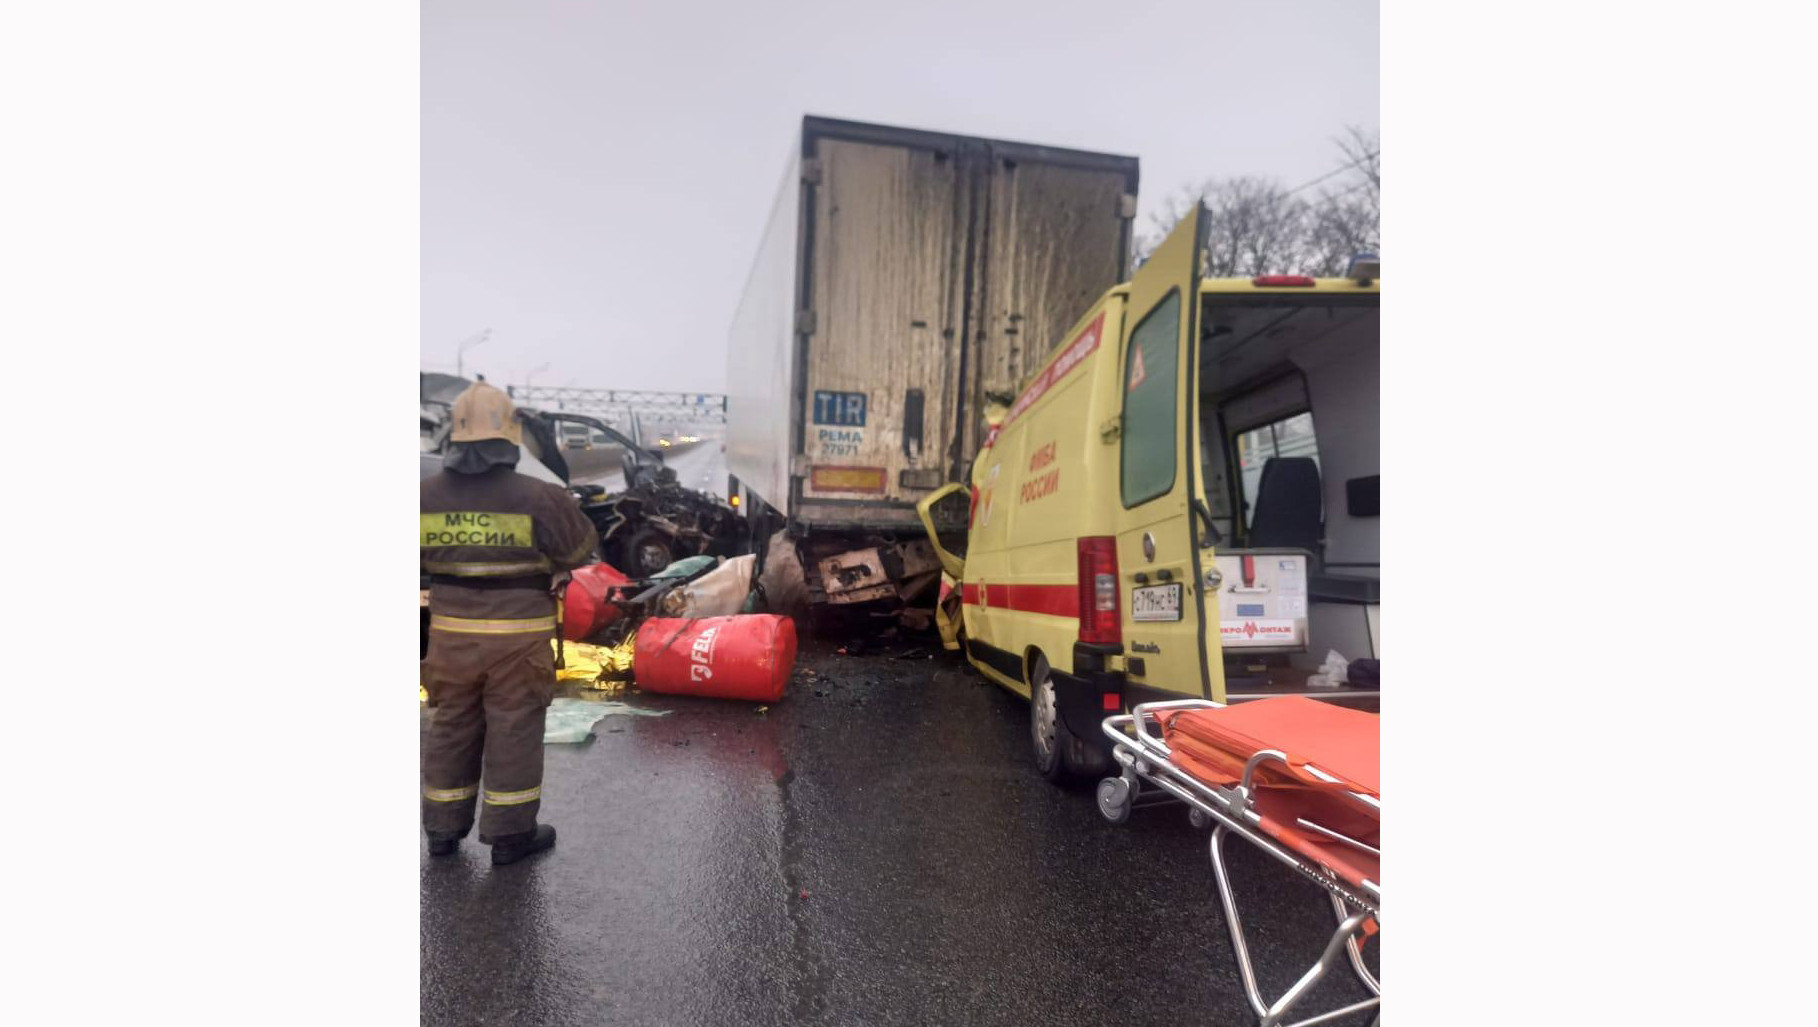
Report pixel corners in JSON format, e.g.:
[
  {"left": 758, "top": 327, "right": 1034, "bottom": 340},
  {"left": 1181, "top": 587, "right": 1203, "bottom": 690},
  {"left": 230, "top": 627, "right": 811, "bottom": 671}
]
[{"left": 423, "top": 0, "right": 1378, "bottom": 393}]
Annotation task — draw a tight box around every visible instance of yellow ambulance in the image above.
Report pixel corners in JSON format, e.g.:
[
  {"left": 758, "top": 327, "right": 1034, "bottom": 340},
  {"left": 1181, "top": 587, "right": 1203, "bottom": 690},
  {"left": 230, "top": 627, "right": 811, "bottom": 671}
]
[{"left": 918, "top": 205, "right": 1379, "bottom": 780}]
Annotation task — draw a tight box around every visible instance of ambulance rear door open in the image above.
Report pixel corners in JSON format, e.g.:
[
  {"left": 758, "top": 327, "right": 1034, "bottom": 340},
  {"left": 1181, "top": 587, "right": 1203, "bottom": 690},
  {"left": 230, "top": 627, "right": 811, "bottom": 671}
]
[
  {"left": 1198, "top": 286, "right": 1380, "bottom": 678},
  {"left": 1111, "top": 204, "right": 1222, "bottom": 702}
]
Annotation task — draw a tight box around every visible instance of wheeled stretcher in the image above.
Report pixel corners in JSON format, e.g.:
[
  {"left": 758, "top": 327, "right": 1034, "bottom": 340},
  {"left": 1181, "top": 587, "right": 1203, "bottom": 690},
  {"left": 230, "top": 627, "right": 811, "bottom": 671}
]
[{"left": 1099, "top": 697, "right": 1380, "bottom": 1027}]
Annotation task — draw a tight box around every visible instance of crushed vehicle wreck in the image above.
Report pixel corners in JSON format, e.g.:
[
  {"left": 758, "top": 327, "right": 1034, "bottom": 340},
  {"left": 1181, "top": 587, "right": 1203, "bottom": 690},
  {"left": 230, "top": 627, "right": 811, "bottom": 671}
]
[
  {"left": 419, "top": 374, "right": 742, "bottom": 578},
  {"left": 526, "top": 410, "right": 740, "bottom": 577},
  {"left": 566, "top": 466, "right": 742, "bottom": 578}
]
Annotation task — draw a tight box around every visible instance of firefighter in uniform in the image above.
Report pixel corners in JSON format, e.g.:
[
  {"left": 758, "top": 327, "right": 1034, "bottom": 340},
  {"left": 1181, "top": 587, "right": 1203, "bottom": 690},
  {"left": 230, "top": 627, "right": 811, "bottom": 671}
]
[{"left": 420, "top": 383, "right": 598, "bottom": 865}]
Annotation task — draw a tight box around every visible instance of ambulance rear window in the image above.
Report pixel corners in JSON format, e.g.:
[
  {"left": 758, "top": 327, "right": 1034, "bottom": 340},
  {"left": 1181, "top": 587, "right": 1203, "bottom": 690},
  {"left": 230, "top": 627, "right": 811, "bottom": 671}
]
[{"left": 1120, "top": 290, "right": 1181, "bottom": 507}]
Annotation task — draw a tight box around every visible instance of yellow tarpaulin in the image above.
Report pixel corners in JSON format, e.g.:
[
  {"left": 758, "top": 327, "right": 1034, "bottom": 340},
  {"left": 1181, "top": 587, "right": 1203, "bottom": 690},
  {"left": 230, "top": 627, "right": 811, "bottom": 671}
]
[
  {"left": 419, "top": 638, "right": 635, "bottom": 702},
  {"left": 553, "top": 637, "right": 636, "bottom": 694}
]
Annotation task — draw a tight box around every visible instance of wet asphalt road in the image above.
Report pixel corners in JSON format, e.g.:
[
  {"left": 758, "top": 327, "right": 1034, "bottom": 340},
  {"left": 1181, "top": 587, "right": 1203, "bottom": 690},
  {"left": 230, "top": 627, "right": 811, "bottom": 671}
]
[{"left": 421, "top": 638, "right": 1378, "bottom": 1026}]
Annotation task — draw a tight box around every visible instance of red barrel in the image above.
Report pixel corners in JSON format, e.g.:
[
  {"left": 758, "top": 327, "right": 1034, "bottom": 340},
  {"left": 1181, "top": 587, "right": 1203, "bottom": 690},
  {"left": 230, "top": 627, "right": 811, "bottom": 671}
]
[
  {"left": 633, "top": 615, "right": 797, "bottom": 702},
  {"left": 563, "top": 562, "right": 631, "bottom": 641}
]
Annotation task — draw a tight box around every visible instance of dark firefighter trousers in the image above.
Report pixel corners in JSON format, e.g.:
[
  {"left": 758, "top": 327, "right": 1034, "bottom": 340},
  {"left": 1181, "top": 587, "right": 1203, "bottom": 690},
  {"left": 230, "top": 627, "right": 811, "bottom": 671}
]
[{"left": 421, "top": 624, "right": 556, "bottom": 841}]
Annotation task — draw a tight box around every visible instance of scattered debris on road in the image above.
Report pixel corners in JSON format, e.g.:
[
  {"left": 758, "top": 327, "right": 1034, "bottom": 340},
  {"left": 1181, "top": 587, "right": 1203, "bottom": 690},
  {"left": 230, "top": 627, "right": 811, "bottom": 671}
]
[
  {"left": 659, "top": 553, "right": 755, "bottom": 617},
  {"left": 562, "top": 562, "right": 633, "bottom": 641}
]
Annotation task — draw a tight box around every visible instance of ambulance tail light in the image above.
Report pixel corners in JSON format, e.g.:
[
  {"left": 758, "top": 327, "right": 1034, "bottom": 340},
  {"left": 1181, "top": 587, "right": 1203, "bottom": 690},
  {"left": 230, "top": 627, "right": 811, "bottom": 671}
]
[{"left": 1077, "top": 536, "right": 1121, "bottom": 647}]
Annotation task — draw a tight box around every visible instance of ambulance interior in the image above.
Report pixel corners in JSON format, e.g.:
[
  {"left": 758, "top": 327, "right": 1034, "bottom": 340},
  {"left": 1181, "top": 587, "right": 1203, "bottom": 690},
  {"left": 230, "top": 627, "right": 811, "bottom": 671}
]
[{"left": 1197, "top": 295, "right": 1379, "bottom": 686}]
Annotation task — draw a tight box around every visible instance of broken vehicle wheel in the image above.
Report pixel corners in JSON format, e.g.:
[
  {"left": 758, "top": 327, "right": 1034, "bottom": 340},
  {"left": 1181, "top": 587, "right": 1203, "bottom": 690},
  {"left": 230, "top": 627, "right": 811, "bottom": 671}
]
[{"left": 622, "top": 528, "right": 676, "bottom": 577}]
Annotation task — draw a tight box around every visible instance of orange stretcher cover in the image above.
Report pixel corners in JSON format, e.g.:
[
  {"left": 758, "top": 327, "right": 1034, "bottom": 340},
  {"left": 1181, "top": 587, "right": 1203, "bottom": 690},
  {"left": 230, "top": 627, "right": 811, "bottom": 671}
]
[{"left": 1160, "top": 697, "right": 1380, "bottom": 890}]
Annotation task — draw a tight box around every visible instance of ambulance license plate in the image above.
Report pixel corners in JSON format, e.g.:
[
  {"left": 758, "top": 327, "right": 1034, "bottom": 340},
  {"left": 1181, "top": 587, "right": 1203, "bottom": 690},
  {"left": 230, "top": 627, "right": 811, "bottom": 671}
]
[{"left": 1131, "top": 583, "right": 1182, "bottom": 622}]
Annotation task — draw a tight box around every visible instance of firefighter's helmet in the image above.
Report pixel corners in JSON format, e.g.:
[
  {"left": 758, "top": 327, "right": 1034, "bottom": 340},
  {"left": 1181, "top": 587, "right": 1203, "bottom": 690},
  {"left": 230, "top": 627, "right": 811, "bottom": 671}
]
[{"left": 449, "top": 382, "right": 523, "bottom": 445}]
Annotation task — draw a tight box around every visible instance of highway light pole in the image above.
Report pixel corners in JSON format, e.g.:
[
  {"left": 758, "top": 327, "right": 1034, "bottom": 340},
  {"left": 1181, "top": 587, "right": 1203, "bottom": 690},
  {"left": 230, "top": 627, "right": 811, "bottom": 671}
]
[{"left": 455, "top": 328, "right": 491, "bottom": 380}]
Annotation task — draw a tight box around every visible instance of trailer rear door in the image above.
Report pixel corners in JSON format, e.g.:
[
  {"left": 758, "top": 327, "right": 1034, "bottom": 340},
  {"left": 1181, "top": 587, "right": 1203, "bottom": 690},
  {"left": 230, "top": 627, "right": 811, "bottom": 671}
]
[
  {"left": 799, "top": 137, "right": 964, "bottom": 516},
  {"left": 970, "top": 157, "right": 1135, "bottom": 460}
]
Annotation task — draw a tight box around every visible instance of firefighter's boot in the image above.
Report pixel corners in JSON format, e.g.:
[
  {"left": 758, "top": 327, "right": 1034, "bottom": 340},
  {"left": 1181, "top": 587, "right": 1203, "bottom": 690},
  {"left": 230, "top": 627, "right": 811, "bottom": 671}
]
[
  {"left": 426, "top": 832, "right": 463, "bottom": 857},
  {"left": 489, "top": 824, "right": 556, "bottom": 866}
]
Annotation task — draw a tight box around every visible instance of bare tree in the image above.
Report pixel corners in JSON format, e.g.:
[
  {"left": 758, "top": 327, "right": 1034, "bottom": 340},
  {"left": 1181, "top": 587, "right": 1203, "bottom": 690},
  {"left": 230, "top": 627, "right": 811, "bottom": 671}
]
[
  {"left": 1330, "top": 125, "right": 1380, "bottom": 198},
  {"left": 1303, "top": 126, "right": 1379, "bottom": 275},
  {"left": 1204, "top": 177, "right": 1313, "bottom": 276},
  {"left": 1303, "top": 186, "right": 1377, "bottom": 275},
  {"left": 1135, "top": 126, "right": 1379, "bottom": 276},
  {"left": 1135, "top": 178, "right": 1308, "bottom": 274}
]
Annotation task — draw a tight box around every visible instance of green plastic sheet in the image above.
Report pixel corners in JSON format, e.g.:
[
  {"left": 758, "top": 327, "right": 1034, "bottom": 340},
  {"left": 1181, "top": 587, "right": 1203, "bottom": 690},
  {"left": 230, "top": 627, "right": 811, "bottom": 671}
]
[{"left": 543, "top": 697, "right": 669, "bottom": 744}]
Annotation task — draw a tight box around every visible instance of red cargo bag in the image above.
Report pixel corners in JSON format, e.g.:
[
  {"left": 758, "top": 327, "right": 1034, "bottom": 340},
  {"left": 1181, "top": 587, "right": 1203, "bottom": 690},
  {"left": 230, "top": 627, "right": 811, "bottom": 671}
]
[
  {"left": 562, "top": 562, "right": 631, "bottom": 641},
  {"left": 633, "top": 615, "right": 797, "bottom": 702}
]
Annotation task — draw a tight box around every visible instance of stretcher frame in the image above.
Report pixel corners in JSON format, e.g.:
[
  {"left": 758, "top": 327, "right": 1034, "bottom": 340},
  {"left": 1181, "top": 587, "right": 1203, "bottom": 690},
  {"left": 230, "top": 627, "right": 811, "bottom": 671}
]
[{"left": 1100, "top": 699, "right": 1381, "bottom": 1027}]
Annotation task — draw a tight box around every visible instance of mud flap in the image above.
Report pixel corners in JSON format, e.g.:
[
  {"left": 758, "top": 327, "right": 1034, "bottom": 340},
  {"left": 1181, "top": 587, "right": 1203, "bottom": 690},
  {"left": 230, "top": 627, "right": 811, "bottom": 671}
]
[{"left": 1051, "top": 668, "right": 1118, "bottom": 762}]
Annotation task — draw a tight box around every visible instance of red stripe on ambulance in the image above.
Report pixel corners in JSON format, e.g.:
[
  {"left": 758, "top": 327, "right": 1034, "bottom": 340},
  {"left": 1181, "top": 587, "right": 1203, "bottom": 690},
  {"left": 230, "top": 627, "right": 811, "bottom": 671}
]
[{"left": 961, "top": 582, "right": 1078, "bottom": 618}]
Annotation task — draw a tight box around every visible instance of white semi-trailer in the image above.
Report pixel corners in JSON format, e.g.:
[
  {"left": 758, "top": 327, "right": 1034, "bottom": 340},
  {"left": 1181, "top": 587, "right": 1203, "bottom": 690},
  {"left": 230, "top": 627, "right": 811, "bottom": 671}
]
[{"left": 726, "top": 115, "right": 1139, "bottom": 616}]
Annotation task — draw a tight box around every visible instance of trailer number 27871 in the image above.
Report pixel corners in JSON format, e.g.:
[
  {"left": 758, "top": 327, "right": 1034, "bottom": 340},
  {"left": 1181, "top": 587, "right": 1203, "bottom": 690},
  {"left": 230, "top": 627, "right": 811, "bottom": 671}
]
[{"left": 817, "top": 427, "right": 863, "bottom": 456}]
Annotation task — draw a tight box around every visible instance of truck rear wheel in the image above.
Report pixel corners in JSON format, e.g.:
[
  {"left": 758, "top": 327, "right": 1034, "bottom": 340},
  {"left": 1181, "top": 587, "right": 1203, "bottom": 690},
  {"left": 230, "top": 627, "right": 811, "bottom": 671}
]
[{"left": 1029, "top": 655, "right": 1107, "bottom": 783}]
